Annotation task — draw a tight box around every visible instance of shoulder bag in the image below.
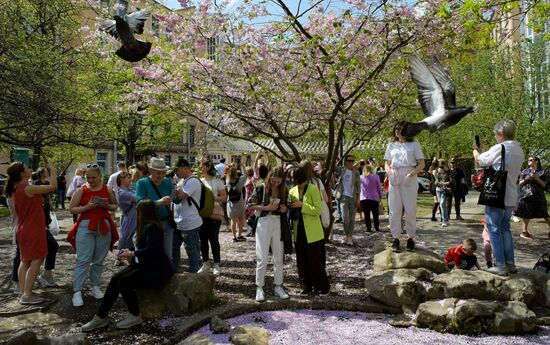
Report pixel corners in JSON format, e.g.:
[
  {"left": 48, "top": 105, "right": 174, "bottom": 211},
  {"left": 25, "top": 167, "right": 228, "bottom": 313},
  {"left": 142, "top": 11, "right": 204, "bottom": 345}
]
[
  {"left": 314, "top": 178, "right": 331, "bottom": 228},
  {"left": 478, "top": 144, "right": 507, "bottom": 209},
  {"left": 149, "top": 178, "right": 178, "bottom": 230}
]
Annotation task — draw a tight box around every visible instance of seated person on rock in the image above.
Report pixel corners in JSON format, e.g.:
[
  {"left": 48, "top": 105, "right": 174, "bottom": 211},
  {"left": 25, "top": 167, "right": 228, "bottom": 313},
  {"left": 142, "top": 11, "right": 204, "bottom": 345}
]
[
  {"left": 81, "top": 199, "right": 174, "bottom": 332},
  {"left": 444, "top": 239, "right": 481, "bottom": 271}
]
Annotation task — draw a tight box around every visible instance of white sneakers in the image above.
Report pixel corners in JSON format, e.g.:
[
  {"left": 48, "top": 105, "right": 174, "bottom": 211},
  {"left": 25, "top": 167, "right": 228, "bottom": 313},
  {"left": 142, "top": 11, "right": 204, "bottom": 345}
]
[
  {"left": 198, "top": 261, "right": 221, "bottom": 276},
  {"left": 441, "top": 222, "right": 449, "bottom": 227},
  {"left": 255, "top": 287, "right": 265, "bottom": 302},
  {"left": 72, "top": 291, "right": 84, "bottom": 307},
  {"left": 255, "top": 286, "right": 289, "bottom": 301},
  {"left": 73, "top": 286, "right": 103, "bottom": 307},
  {"left": 274, "top": 286, "right": 289, "bottom": 299},
  {"left": 197, "top": 261, "right": 211, "bottom": 274},
  {"left": 89, "top": 286, "right": 104, "bottom": 299},
  {"left": 212, "top": 263, "right": 221, "bottom": 276}
]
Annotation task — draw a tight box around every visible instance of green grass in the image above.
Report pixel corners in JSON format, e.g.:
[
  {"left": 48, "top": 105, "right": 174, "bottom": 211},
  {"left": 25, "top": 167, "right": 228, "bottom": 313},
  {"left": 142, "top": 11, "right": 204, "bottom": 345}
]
[{"left": 0, "top": 207, "right": 11, "bottom": 218}]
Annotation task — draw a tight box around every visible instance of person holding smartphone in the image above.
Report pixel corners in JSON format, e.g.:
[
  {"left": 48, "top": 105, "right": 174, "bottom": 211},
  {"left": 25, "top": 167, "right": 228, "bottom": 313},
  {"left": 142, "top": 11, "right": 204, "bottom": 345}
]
[
  {"left": 248, "top": 167, "right": 290, "bottom": 302},
  {"left": 68, "top": 164, "right": 119, "bottom": 307},
  {"left": 5, "top": 162, "right": 57, "bottom": 305},
  {"left": 473, "top": 120, "right": 524, "bottom": 276}
]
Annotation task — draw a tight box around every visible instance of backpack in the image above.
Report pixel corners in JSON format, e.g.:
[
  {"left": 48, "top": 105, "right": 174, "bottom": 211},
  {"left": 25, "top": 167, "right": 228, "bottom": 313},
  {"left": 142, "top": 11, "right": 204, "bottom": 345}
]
[
  {"left": 185, "top": 177, "right": 215, "bottom": 218},
  {"left": 533, "top": 253, "right": 550, "bottom": 275},
  {"left": 228, "top": 180, "right": 242, "bottom": 202}
]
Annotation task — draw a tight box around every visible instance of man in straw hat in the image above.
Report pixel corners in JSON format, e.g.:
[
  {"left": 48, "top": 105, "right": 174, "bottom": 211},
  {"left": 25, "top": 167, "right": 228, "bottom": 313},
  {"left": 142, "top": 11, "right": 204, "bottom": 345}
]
[{"left": 135, "top": 157, "right": 181, "bottom": 268}]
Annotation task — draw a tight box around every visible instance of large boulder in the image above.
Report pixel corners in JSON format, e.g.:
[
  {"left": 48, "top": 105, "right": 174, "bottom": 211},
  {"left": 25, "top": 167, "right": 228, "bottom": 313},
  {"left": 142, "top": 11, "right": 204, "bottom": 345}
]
[
  {"left": 374, "top": 249, "right": 447, "bottom": 274},
  {"left": 429, "top": 270, "right": 506, "bottom": 301},
  {"left": 487, "top": 301, "right": 537, "bottom": 334},
  {"left": 364, "top": 268, "right": 434, "bottom": 307},
  {"left": 416, "top": 298, "right": 537, "bottom": 335},
  {"left": 229, "top": 325, "right": 271, "bottom": 345},
  {"left": 137, "top": 273, "right": 216, "bottom": 319}
]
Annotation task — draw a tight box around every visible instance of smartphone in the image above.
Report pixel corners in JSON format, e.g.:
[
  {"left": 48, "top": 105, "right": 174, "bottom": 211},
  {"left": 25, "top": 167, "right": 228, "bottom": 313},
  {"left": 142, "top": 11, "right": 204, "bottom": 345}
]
[
  {"left": 90, "top": 196, "right": 108, "bottom": 204},
  {"left": 475, "top": 135, "right": 481, "bottom": 148}
]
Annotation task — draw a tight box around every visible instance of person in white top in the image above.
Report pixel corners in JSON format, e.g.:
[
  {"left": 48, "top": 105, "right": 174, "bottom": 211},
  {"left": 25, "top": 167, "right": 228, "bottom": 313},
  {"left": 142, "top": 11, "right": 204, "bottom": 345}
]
[
  {"left": 173, "top": 158, "right": 203, "bottom": 273},
  {"left": 474, "top": 120, "right": 524, "bottom": 276},
  {"left": 197, "top": 160, "right": 227, "bottom": 276},
  {"left": 384, "top": 121, "right": 425, "bottom": 253},
  {"left": 215, "top": 158, "right": 226, "bottom": 178},
  {"left": 107, "top": 162, "right": 126, "bottom": 193}
]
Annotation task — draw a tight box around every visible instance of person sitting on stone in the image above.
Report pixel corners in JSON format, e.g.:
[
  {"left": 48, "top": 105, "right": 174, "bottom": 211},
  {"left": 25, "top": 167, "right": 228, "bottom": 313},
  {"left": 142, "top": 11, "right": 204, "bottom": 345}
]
[
  {"left": 444, "top": 239, "right": 481, "bottom": 271},
  {"left": 81, "top": 199, "right": 174, "bottom": 331}
]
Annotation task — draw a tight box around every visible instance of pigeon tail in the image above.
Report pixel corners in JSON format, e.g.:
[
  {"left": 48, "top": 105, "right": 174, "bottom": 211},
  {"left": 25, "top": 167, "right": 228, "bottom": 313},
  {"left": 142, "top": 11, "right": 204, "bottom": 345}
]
[
  {"left": 401, "top": 121, "right": 429, "bottom": 138},
  {"left": 116, "top": 40, "right": 152, "bottom": 62}
]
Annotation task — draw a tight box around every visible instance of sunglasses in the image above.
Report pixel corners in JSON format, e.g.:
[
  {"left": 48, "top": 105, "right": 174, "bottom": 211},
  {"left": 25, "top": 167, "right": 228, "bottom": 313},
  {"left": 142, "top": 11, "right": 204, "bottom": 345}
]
[
  {"left": 346, "top": 159, "right": 355, "bottom": 163},
  {"left": 87, "top": 164, "right": 100, "bottom": 168}
]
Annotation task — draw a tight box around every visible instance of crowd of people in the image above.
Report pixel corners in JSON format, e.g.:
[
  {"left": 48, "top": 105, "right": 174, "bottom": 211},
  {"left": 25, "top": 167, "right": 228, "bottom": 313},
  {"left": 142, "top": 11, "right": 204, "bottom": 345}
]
[{"left": 3, "top": 119, "right": 549, "bottom": 329}]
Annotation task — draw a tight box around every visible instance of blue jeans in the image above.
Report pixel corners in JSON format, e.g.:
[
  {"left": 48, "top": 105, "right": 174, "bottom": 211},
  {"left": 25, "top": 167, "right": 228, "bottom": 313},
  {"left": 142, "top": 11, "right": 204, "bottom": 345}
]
[
  {"left": 73, "top": 220, "right": 111, "bottom": 291},
  {"left": 436, "top": 190, "right": 450, "bottom": 222},
  {"left": 485, "top": 206, "right": 515, "bottom": 267},
  {"left": 179, "top": 227, "right": 201, "bottom": 273}
]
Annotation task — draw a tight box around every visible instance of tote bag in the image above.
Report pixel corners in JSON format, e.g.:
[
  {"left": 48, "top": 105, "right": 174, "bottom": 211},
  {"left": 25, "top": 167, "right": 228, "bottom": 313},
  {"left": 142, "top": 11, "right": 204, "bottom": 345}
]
[
  {"left": 478, "top": 144, "right": 507, "bottom": 209},
  {"left": 49, "top": 212, "right": 60, "bottom": 236}
]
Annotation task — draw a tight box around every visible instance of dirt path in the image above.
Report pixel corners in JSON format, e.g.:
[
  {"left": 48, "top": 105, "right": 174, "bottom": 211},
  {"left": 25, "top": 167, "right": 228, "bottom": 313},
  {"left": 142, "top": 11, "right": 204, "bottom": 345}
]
[{"left": 0, "top": 192, "right": 548, "bottom": 343}]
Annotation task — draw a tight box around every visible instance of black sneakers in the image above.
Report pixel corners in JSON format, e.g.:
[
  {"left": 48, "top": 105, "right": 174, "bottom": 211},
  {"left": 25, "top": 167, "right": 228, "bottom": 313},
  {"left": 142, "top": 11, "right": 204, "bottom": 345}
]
[
  {"left": 406, "top": 238, "right": 415, "bottom": 251},
  {"left": 391, "top": 239, "right": 400, "bottom": 252}
]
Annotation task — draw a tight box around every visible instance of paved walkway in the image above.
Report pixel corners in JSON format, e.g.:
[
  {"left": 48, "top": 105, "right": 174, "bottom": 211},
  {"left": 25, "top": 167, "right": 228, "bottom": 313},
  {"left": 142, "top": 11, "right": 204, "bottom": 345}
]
[{"left": 0, "top": 191, "right": 548, "bottom": 343}]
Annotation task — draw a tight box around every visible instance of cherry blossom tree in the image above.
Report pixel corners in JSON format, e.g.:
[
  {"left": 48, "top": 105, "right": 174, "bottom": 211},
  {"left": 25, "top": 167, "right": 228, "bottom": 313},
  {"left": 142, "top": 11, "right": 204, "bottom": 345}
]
[{"left": 86, "top": 0, "right": 509, "bottom": 182}]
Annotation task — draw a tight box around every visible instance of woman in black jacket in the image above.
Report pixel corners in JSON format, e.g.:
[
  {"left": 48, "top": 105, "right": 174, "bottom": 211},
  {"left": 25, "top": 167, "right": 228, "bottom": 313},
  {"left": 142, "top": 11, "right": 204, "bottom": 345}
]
[{"left": 82, "top": 199, "right": 174, "bottom": 331}]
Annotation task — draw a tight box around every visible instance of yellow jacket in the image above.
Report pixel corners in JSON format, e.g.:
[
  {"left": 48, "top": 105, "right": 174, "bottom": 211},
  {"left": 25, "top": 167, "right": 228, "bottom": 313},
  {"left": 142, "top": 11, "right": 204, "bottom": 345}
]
[{"left": 289, "top": 183, "right": 324, "bottom": 243}]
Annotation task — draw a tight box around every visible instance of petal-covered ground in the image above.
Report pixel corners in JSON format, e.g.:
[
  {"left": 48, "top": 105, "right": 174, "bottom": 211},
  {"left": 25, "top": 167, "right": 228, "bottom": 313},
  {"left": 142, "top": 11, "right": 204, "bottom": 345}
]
[{"left": 194, "top": 309, "right": 550, "bottom": 345}]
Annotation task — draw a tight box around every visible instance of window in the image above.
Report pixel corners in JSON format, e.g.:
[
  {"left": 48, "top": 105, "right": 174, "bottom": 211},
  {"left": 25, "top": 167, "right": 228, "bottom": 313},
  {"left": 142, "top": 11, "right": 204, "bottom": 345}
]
[
  {"left": 96, "top": 152, "right": 108, "bottom": 173},
  {"left": 164, "top": 155, "right": 171, "bottom": 167},
  {"left": 206, "top": 37, "right": 220, "bottom": 61},
  {"left": 116, "top": 0, "right": 128, "bottom": 17},
  {"left": 189, "top": 125, "right": 195, "bottom": 147}
]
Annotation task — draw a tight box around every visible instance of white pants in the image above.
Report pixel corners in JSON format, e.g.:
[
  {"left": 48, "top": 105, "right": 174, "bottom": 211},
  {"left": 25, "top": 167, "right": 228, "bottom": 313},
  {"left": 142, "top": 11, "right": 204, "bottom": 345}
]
[
  {"left": 255, "top": 215, "right": 284, "bottom": 287},
  {"left": 388, "top": 167, "right": 418, "bottom": 239}
]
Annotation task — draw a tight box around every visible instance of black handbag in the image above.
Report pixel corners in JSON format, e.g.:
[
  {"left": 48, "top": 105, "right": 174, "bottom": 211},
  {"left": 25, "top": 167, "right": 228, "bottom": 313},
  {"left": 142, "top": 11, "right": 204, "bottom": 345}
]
[{"left": 478, "top": 144, "right": 507, "bottom": 209}]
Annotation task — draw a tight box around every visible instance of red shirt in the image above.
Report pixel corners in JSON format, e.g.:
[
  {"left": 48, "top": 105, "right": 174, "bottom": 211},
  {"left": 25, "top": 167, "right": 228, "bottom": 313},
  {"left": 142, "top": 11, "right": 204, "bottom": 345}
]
[
  {"left": 66, "top": 184, "right": 118, "bottom": 250},
  {"left": 445, "top": 244, "right": 470, "bottom": 267}
]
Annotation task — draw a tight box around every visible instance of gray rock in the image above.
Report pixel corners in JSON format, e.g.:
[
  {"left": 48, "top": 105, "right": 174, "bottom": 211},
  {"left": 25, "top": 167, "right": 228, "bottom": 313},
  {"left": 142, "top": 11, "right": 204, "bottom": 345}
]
[
  {"left": 431, "top": 270, "right": 506, "bottom": 301},
  {"left": 6, "top": 330, "right": 51, "bottom": 345},
  {"left": 137, "top": 273, "right": 216, "bottom": 319},
  {"left": 373, "top": 248, "right": 447, "bottom": 274},
  {"left": 487, "top": 301, "right": 537, "bottom": 334},
  {"left": 210, "top": 315, "right": 230, "bottom": 334},
  {"left": 229, "top": 325, "right": 271, "bottom": 345},
  {"left": 49, "top": 333, "right": 89, "bottom": 345},
  {"left": 6, "top": 330, "right": 37, "bottom": 345},
  {"left": 364, "top": 268, "right": 434, "bottom": 307},
  {"left": 178, "top": 333, "right": 214, "bottom": 345},
  {"left": 415, "top": 298, "right": 457, "bottom": 327}
]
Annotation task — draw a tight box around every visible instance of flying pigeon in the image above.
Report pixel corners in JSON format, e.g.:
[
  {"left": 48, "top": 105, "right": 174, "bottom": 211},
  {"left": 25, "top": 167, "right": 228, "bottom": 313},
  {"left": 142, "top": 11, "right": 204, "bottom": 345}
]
[
  {"left": 100, "top": 8, "right": 152, "bottom": 63},
  {"left": 401, "top": 56, "right": 474, "bottom": 138}
]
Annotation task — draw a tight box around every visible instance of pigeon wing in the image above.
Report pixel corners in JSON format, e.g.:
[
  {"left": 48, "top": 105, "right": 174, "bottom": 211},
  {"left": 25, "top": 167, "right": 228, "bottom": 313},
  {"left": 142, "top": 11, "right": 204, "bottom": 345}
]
[
  {"left": 427, "top": 59, "right": 456, "bottom": 107},
  {"left": 409, "top": 56, "right": 445, "bottom": 119},
  {"left": 125, "top": 8, "right": 151, "bottom": 35},
  {"left": 100, "top": 19, "right": 120, "bottom": 40}
]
